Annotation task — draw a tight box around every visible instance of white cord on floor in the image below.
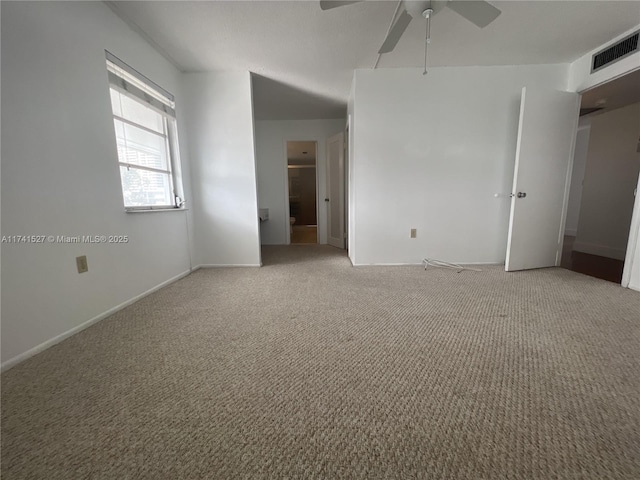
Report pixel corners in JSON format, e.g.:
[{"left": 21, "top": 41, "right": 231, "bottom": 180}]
[{"left": 422, "top": 258, "right": 481, "bottom": 273}]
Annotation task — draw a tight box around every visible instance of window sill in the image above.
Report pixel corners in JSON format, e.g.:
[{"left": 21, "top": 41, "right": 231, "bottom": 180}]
[{"left": 125, "top": 208, "right": 189, "bottom": 214}]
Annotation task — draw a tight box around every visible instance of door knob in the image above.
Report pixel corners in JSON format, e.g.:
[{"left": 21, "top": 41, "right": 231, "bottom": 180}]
[
  {"left": 325, "top": 198, "right": 330, "bottom": 202},
  {"left": 517, "top": 192, "right": 527, "bottom": 198}
]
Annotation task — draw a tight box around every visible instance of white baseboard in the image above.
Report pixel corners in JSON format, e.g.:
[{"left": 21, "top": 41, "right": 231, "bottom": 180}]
[
  {"left": 196, "top": 264, "right": 261, "bottom": 268},
  {"left": 572, "top": 240, "right": 627, "bottom": 261},
  {"left": 353, "top": 262, "right": 424, "bottom": 267},
  {"left": 1, "top": 269, "right": 193, "bottom": 373},
  {"left": 352, "top": 261, "right": 504, "bottom": 267}
]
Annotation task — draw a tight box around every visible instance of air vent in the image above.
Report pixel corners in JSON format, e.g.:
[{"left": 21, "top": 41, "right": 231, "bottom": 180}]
[{"left": 591, "top": 30, "right": 639, "bottom": 73}]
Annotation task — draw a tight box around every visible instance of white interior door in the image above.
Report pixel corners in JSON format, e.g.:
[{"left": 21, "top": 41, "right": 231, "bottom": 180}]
[
  {"left": 326, "top": 132, "right": 345, "bottom": 249},
  {"left": 505, "top": 87, "right": 580, "bottom": 271}
]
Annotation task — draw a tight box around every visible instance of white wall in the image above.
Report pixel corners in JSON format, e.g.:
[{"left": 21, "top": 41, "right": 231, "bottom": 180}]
[
  {"left": 347, "top": 78, "right": 356, "bottom": 263},
  {"left": 574, "top": 103, "right": 640, "bottom": 260},
  {"left": 1, "top": 1, "right": 193, "bottom": 366},
  {"left": 350, "top": 65, "right": 568, "bottom": 265},
  {"left": 183, "top": 72, "right": 261, "bottom": 266},
  {"left": 565, "top": 122, "right": 591, "bottom": 236},
  {"left": 255, "top": 119, "right": 345, "bottom": 245},
  {"left": 569, "top": 25, "right": 640, "bottom": 93}
]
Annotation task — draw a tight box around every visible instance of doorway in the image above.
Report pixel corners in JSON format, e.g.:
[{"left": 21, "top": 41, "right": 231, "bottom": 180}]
[
  {"left": 561, "top": 69, "right": 640, "bottom": 283},
  {"left": 326, "top": 132, "right": 345, "bottom": 249},
  {"left": 287, "top": 141, "right": 318, "bottom": 244}
]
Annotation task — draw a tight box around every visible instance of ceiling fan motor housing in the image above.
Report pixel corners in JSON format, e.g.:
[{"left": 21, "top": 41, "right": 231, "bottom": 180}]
[{"left": 405, "top": 1, "right": 445, "bottom": 18}]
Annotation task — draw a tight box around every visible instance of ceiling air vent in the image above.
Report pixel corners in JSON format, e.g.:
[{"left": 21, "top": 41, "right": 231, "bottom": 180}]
[{"left": 591, "top": 30, "right": 639, "bottom": 73}]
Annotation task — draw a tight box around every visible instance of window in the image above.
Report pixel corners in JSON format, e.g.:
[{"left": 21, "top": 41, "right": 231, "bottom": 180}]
[{"left": 106, "top": 52, "right": 184, "bottom": 210}]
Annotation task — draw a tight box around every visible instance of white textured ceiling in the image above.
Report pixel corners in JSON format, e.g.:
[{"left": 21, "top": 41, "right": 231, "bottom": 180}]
[{"left": 108, "top": 1, "right": 640, "bottom": 120}]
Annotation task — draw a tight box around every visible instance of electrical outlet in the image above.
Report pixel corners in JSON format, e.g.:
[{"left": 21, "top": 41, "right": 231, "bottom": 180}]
[
  {"left": 76, "top": 255, "right": 88, "bottom": 274},
  {"left": 410, "top": 228, "right": 417, "bottom": 238}
]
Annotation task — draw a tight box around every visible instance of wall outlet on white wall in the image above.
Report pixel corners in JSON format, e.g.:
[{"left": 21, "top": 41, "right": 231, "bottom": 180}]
[
  {"left": 76, "top": 255, "right": 88, "bottom": 274},
  {"left": 410, "top": 228, "right": 417, "bottom": 238}
]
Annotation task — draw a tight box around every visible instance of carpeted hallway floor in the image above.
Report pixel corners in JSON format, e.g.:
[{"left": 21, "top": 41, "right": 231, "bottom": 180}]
[{"left": 2, "top": 245, "right": 640, "bottom": 479}]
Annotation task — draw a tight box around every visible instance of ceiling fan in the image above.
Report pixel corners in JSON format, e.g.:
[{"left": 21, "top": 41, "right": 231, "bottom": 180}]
[{"left": 320, "top": 0, "right": 501, "bottom": 55}]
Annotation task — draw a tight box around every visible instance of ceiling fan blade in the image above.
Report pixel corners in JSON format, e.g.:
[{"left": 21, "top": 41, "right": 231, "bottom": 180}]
[
  {"left": 378, "top": 9, "right": 412, "bottom": 54},
  {"left": 446, "top": 0, "right": 501, "bottom": 28},
  {"left": 320, "top": 0, "right": 363, "bottom": 10}
]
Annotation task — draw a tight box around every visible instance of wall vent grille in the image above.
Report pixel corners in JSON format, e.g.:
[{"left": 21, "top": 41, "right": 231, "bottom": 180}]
[{"left": 591, "top": 31, "right": 639, "bottom": 73}]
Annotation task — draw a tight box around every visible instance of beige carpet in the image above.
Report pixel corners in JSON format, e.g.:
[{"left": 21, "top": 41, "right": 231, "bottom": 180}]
[{"left": 2, "top": 245, "right": 640, "bottom": 479}]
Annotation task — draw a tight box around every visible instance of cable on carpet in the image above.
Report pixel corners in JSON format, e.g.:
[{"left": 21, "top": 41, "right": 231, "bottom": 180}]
[{"left": 422, "top": 258, "right": 481, "bottom": 273}]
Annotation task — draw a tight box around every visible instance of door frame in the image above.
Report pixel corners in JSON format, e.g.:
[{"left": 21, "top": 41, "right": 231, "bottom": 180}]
[
  {"left": 555, "top": 96, "right": 582, "bottom": 267},
  {"left": 622, "top": 171, "right": 640, "bottom": 288},
  {"left": 559, "top": 72, "right": 640, "bottom": 286},
  {"left": 344, "top": 117, "right": 350, "bottom": 254},
  {"left": 563, "top": 123, "right": 592, "bottom": 237},
  {"left": 283, "top": 138, "right": 319, "bottom": 245}
]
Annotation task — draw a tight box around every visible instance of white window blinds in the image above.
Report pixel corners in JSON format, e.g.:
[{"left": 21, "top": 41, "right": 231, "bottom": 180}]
[{"left": 106, "top": 51, "right": 176, "bottom": 118}]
